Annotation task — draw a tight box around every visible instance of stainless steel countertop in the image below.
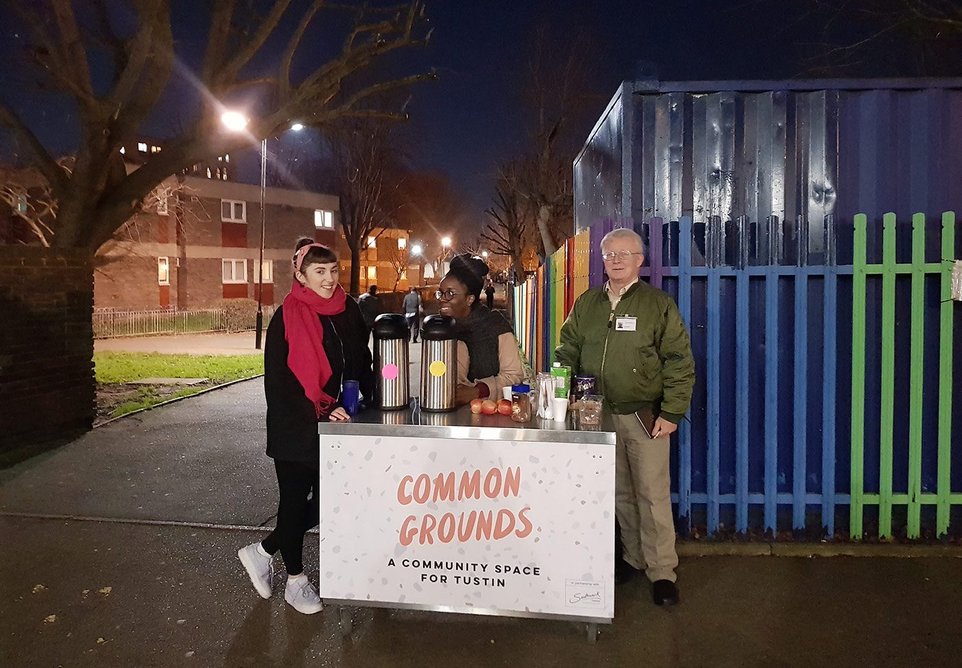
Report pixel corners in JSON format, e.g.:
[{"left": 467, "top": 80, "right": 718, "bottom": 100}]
[{"left": 317, "top": 401, "right": 616, "bottom": 445}]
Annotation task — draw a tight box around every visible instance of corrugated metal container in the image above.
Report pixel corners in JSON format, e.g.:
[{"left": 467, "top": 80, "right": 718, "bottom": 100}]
[{"left": 576, "top": 78, "right": 962, "bottom": 262}]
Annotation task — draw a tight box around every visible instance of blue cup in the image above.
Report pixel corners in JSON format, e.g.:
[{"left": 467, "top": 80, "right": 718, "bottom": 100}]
[{"left": 342, "top": 379, "right": 360, "bottom": 416}]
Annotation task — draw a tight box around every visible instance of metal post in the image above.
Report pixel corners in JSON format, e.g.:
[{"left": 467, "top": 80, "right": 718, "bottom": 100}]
[{"left": 255, "top": 137, "right": 267, "bottom": 350}]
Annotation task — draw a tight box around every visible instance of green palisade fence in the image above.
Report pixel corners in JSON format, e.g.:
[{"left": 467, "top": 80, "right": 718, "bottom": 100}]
[{"left": 517, "top": 212, "right": 959, "bottom": 539}]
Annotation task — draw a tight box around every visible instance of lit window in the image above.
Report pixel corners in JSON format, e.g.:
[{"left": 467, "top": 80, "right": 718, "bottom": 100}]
[
  {"left": 156, "top": 188, "right": 169, "bottom": 216},
  {"left": 217, "top": 156, "right": 223, "bottom": 161},
  {"left": 137, "top": 142, "right": 147, "bottom": 152},
  {"left": 158, "top": 257, "right": 170, "bottom": 285},
  {"left": 221, "top": 169, "right": 228, "bottom": 181},
  {"left": 224, "top": 154, "right": 230, "bottom": 163},
  {"left": 398, "top": 237, "right": 407, "bottom": 249},
  {"left": 221, "top": 199, "right": 246, "bottom": 223},
  {"left": 367, "top": 236, "right": 376, "bottom": 249},
  {"left": 314, "top": 209, "right": 333, "bottom": 229},
  {"left": 254, "top": 260, "right": 273, "bottom": 284},
  {"left": 206, "top": 167, "right": 212, "bottom": 178},
  {"left": 221, "top": 259, "right": 247, "bottom": 284},
  {"left": 367, "top": 266, "right": 377, "bottom": 280},
  {"left": 150, "top": 145, "right": 160, "bottom": 153},
  {"left": 16, "top": 194, "right": 28, "bottom": 213},
  {"left": 119, "top": 146, "right": 126, "bottom": 155}
]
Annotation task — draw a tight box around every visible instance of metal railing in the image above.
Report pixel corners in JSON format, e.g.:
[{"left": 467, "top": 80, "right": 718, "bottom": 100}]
[
  {"left": 93, "top": 308, "right": 226, "bottom": 338},
  {"left": 514, "top": 212, "right": 959, "bottom": 540}
]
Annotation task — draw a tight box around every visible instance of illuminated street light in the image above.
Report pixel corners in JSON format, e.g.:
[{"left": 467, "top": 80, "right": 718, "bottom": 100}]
[
  {"left": 221, "top": 109, "right": 266, "bottom": 350},
  {"left": 481, "top": 250, "right": 489, "bottom": 259},
  {"left": 410, "top": 242, "right": 423, "bottom": 256},
  {"left": 441, "top": 236, "right": 451, "bottom": 249},
  {"left": 290, "top": 122, "right": 304, "bottom": 132},
  {"left": 220, "top": 110, "right": 248, "bottom": 132}
]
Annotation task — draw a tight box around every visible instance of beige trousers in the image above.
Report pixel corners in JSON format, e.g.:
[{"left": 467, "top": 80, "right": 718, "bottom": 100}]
[{"left": 611, "top": 412, "right": 679, "bottom": 583}]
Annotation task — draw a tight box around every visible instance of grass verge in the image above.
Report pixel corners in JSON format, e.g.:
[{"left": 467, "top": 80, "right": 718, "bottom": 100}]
[{"left": 94, "top": 352, "right": 264, "bottom": 421}]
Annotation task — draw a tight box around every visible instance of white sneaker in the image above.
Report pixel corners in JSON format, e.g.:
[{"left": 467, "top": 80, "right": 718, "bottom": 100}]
[
  {"left": 238, "top": 543, "right": 274, "bottom": 599},
  {"left": 284, "top": 575, "right": 323, "bottom": 614}
]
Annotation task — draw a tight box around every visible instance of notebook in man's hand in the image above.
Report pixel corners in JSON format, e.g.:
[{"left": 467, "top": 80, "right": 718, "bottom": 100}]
[{"left": 635, "top": 407, "right": 659, "bottom": 439}]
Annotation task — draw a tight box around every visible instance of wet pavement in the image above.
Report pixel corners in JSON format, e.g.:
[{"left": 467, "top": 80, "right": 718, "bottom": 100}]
[{"left": 2, "top": 335, "right": 961, "bottom": 666}]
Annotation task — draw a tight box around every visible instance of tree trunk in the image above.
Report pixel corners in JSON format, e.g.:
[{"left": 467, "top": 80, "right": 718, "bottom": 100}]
[
  {"left": 511, "top": 236, "right": 526, "bottom": 282},
  {"left": 349, "top": 244, "right": 362, "bottom": 295},
  {"left": 536, "top": 204, "right": 557, "bottom": 257}
]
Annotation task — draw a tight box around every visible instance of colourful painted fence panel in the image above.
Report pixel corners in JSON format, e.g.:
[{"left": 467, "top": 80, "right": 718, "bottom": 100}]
[{"left": 512, "top": 212, "right": 959, "bottom": 539}]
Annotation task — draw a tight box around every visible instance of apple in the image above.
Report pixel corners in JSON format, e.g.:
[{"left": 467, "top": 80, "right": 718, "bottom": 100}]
[
  {"left": 480, "top": 399, "right": 498, "bottom": 415},
  {"left": 470, "top": 398, "right": 484, "bottom": 414},
  {"left": 497, "top": 399, "right": 513, "bottom": 416}
]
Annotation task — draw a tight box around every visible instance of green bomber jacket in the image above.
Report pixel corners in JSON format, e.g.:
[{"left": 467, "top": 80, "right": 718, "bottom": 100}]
[{"left": 554, "top": 280, "right": 695, "bottom": 422}]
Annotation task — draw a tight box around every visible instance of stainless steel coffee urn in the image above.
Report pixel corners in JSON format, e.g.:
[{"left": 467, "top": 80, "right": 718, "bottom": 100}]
[
  {"left": 419, "top": 314, "right": 458, "bottom": 412},
  {"left": 373, "top": 313, "right": 410, "bottom": 410}
]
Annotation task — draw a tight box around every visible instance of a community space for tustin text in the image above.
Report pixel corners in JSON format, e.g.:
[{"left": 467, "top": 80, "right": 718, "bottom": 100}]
[{"left": 386, "top": 558, "right": 542, "bottom": 588}]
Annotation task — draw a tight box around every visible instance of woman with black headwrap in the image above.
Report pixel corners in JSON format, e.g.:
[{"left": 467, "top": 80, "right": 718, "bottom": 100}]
[{"left": 436, "top": 254, "right": 525, "bottom": 405}]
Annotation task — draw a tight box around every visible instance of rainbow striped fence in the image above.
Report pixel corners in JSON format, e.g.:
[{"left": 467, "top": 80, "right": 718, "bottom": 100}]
[{"left": 512, "top": 213, "right": 960, "bottom": 539}]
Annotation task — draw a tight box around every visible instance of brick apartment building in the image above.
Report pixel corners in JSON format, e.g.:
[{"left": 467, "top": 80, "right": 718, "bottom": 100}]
[
  {"left": 94, "top": 175, "right": 422, "bottom": 309},
  {"left": 94, "top": 174, "right": 342, "bottom": 309},
  {"left": 3, "top": 138, "right": 421, "bottom": 310}
]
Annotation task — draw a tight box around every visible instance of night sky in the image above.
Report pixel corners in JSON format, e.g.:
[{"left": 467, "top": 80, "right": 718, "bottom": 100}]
[{"left": 2, "top": 1, "right": 958, "bottom": 235}]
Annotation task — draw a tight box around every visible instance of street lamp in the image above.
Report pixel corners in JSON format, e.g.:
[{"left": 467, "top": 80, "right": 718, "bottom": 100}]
[
  {"left": 221, "top": 111, "right": 302, "bottom": 350},
  {"left": 438, "top": 236, "right": 453, "bottom": 277},
  {"left": 481, "top": 250, "right": 489, "bottom": 259}
]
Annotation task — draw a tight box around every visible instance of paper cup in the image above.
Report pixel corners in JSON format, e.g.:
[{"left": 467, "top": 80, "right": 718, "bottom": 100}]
[
  {"left": 551, "top": 397, "right": 569, "bottom": 422},
  {"left": 502, "top": 386, "right": 513, "bottom": 401}
]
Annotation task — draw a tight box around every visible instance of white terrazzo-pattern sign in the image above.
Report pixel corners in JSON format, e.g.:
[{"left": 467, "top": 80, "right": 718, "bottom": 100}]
[{"left": 320, "top": 434, "right": 615, "bottom": 620}]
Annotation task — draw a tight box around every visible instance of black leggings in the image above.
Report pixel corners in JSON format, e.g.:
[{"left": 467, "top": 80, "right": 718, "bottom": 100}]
[{"left": 261, "top": 459, "right": 319, "bottom": 576}]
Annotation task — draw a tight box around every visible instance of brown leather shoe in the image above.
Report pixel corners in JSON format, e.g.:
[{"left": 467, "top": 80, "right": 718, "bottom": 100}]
[{"left": 652, "top": 579, "right": 679, "bottom": 606}]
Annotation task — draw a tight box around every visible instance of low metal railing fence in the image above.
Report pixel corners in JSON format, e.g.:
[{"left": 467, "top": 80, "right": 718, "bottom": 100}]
[{"left": 93, "top": 308, "right": 251, "bottom": 338}]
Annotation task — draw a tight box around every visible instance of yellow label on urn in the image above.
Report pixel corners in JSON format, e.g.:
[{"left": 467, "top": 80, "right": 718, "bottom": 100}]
[{"left": 429, "top": 360, "right": 447, "bottom": 377}]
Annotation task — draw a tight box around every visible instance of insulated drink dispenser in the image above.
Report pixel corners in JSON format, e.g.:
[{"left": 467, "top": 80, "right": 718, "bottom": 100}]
[
  {"left": 373, "top": 313, "right": 410, "bottom": 410},
  {"left": 419, "top": 314, "right": 457, "bottom": 412}
]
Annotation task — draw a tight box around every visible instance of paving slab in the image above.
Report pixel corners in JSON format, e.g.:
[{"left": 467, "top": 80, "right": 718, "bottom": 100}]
[{"left": 130, "top": 377, "right": 209, "bottom": 386}]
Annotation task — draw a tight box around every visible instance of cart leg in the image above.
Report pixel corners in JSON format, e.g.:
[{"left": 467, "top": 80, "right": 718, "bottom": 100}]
[
  {"left": 338, "top": 606, "right": 353, "bottom": 637},
  {"left": 585, "top": 623, "right": 598, "bottom": 644}
]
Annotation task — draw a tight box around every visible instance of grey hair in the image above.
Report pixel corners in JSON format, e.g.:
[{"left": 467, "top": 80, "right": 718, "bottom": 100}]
[{"left": 600, "top": 227, "right": 646, "bottom": 254}]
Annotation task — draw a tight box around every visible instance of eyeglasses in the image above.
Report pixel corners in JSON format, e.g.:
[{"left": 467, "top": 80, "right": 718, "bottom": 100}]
[
  {"left": 435, "top": 289, "right": 462, "bottom": 300},
  {"left": 601, "top": 250, "right": 642, "bottom": 262}
]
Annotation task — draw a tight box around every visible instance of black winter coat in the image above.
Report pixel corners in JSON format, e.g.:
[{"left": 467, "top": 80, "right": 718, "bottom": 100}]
[{"left": 264, "top": 299, "right": 375, "bottom": 462}]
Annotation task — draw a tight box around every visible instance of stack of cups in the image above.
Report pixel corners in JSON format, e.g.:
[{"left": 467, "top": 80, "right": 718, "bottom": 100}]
[
  {"left": 551, "top": 378, "right": 569, "bottom": 423},
  {"left": 536, "top": 372, "right": 554, "bottom": 419}
]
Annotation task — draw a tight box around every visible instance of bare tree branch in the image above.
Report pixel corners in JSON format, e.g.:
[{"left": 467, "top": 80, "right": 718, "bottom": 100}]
[
  {"left": 0, "top": 102, "right": 68, "bottom": 195},
  {"left": 280, "top": 0, "right": 327, "bottom": 101},
  {"left": 1, "top": 0, "right": 431, "bottom": 252}
]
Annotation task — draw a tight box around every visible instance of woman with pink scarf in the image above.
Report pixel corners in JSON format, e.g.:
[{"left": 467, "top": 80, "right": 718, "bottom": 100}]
[{"left": 238, "top": 238, "right": 374, "bottom": 614}]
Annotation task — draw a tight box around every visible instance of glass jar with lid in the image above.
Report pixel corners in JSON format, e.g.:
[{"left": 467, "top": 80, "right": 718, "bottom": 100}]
[{"left": 510, "top": 384, "right": 531, "bottom": 423}]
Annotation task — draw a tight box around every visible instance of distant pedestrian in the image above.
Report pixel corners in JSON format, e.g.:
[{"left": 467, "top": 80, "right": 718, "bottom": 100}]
[
  {"left": 484, "top": 280, "right": 496, "bottom": 309},
  {"left": 402, "top": 286, "right": 422, "bottom": 343},
  {"left": 357, "top": 285, "right": 383, "bottom": 330},
  {"left": 238, "top": 237, "right": 374, "bottom": 615}
]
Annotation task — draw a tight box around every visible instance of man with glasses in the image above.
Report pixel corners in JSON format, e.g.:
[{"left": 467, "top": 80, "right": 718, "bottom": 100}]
[{"left": 555, "top": 228, "right": 695, "bottom": 607}]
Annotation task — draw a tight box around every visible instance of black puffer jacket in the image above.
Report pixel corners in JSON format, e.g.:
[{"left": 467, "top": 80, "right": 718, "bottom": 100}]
[{"left": 264, "top": 300, "right": 374, "bottom": 462}]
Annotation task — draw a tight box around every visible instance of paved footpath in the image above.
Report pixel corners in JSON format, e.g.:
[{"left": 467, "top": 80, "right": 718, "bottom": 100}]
[{"left": 2, "top": 350, "right": 961, "bottom": 665}]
